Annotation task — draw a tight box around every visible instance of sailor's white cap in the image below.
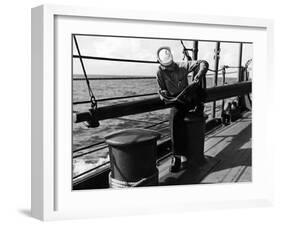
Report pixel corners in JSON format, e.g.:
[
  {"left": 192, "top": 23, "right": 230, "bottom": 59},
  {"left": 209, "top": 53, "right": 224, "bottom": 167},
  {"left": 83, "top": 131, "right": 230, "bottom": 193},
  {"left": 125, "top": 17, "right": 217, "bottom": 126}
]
[{"left": 157, "top": 47, "right": 173, "bottom": 67}]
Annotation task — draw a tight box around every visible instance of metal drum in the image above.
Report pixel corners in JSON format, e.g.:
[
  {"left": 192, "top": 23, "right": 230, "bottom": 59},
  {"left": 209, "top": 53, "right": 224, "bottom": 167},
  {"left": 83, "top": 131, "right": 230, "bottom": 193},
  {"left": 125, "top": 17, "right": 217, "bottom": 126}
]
[
  {"left": 105, "top": 128, "right": 161, "bottom": 187},
  {"left": 183, "top": 112, "right": 207, "bottom": 166}
]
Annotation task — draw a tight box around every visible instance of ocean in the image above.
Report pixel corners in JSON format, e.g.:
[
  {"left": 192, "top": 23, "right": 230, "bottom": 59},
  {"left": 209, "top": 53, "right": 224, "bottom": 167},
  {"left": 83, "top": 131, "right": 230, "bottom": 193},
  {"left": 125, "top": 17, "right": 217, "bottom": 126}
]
[{"left": 72, "top": 76, "right": 238, "bottom": 177}]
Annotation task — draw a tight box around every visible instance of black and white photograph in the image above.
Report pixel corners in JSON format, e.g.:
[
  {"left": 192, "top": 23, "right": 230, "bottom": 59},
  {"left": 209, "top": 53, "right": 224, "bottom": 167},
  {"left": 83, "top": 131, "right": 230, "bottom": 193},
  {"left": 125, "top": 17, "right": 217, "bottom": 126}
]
[
  {"left": 72, "top": 35, "right": 252, "bottom": 190},
  {"left": 1, "top": 0, "right": 279, "bottom": 223}
]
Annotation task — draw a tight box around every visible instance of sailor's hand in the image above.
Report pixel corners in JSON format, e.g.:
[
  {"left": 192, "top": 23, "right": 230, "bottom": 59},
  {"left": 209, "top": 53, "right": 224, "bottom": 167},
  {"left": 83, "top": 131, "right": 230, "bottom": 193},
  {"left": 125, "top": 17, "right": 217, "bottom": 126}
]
[
  {"left": 159, "top": 90, "right": 169, "bottom": 99},
  {"left": 159, "top": 90, "right": 167, "bottom": 101},
  {"left": 159, "top": 90, "right": 168, "bottom": 96},
  {"left": 193, "top": 77, "right": 200, "bottom": 83}
]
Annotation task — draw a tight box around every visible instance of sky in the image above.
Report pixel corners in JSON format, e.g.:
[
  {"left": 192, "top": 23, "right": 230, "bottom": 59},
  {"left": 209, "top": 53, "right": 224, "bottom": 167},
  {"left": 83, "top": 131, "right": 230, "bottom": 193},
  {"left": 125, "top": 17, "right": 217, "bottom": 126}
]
[{"left": 73, "top": 35, "right": 253, "bottom": 77}]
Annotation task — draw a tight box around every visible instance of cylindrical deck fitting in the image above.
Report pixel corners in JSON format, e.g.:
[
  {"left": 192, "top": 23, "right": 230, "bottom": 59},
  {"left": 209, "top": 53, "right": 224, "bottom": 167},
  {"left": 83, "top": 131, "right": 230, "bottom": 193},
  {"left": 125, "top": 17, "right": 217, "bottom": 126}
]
[
  {"left": 183, "top": 112, "right": 207, "bottom": 166},
  {"left": 104, "top": 128, "right": 161, "bottom": 187}
]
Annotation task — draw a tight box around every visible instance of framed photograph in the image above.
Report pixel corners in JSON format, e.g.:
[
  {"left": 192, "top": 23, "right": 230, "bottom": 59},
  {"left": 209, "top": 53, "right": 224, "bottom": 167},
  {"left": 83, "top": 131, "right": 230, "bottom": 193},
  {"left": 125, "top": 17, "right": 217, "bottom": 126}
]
[{"left": 31, "top": 4, "right": 274, "bottom": 221}]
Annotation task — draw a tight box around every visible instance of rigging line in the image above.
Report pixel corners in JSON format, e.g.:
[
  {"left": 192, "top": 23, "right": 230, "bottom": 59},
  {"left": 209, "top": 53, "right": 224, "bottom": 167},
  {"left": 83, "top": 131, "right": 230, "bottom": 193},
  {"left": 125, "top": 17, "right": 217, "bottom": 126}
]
[
  {"left": 180, "top": 40, "right": 187, "bottom": 50},
  {"left": 73, "top": 76, "right": 155, "bottom": 80},
  {"left": 208, "top": 68, "right": 224, "bottom": 72},
  {"left": 180, "top": 40, "right": 192, "bottom": 61},
  {"left": 206, "top": 71, "right": 238, "bottom": 76},
  {"left": 73, "top": 54, "right": 158, "bottom": 64},
  {"left": 73, "top": 35, "right": 97, "bottom": 109}
]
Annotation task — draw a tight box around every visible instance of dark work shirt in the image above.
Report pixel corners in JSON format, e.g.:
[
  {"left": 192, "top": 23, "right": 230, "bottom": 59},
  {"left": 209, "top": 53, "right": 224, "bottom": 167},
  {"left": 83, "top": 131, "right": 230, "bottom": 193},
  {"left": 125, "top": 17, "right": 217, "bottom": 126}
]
[{"left": 156, "top": 60, "right": 208, "bottom": 96}]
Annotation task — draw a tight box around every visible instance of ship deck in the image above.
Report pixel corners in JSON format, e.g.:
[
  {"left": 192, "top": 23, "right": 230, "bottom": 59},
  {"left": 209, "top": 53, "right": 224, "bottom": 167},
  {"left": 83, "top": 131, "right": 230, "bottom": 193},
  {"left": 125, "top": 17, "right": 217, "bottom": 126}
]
[{"left": 158, "top": 111, "right": 252, "bottom": 185}]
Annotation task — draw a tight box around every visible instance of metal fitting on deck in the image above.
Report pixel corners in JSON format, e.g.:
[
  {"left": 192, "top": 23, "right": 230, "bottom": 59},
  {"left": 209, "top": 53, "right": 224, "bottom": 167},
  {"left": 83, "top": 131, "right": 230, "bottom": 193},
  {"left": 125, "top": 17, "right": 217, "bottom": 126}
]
[
  {"left": 105, "top": 128, "right": 161, "bottom": 188},
  {"left": 182, "top": 112, "right": 208, "bottom": 167}
]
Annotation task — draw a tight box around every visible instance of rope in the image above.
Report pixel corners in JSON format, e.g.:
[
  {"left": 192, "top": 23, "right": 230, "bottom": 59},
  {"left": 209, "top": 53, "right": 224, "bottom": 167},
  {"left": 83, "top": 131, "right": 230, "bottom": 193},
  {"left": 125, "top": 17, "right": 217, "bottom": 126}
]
[
  {"left": 180, "top": 40, "right": 193, "bottom": 61},
  {"left": 108, "top": 170, "right": 159, "bottom": 188},
  {"left": 73, "top": 35, "right": 97, "bottom": 110}
]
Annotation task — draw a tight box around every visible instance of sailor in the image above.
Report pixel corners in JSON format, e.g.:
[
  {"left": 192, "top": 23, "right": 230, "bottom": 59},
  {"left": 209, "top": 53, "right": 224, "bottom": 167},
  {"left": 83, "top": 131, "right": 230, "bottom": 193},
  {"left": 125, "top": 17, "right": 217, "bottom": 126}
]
[{"left": 156, "top": 46, "right": 209, "bottom": 172}]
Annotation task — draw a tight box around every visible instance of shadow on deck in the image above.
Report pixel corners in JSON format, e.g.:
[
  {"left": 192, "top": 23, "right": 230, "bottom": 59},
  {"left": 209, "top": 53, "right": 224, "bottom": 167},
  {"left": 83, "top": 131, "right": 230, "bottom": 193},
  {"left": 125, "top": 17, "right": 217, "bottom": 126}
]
[{"left": 159, "top": 111, "right": 252, "bottom": 186}]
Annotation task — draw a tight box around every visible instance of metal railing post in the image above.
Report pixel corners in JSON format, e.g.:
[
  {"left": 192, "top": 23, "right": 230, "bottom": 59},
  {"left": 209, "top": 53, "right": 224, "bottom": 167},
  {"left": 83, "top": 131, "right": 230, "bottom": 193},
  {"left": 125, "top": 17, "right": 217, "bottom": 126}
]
[
  {"left": 192, "top": 40, "right": 199, "bottom": 60},
  {"left": 237, "top": 43, "right": 245, "bottom": 109},
  {"left": 192, "top": 40, "right": 199, "bottom": 82},
  {"left": 238, "top": 42, "right": 243, "bottom": 82},
  {"left": 221, "top": 66, "right": 226, "bottom": 113},
  {"left": 212, "top": 42, "right": 220, "bottom": 118}
]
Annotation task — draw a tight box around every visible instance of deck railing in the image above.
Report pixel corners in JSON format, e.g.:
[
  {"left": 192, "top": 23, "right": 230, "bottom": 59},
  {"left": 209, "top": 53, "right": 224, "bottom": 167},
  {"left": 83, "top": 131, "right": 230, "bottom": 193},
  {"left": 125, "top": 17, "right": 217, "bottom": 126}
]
[{"left": 74, "top": 81, "right": 251, "bottom": 123}]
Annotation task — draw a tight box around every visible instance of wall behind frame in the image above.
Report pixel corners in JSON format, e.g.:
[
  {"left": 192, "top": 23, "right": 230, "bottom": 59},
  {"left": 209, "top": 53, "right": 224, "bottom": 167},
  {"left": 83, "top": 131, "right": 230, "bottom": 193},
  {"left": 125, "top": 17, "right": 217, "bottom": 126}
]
[{"left": 0, "top": 0, "right": 280, "bottom": 226}]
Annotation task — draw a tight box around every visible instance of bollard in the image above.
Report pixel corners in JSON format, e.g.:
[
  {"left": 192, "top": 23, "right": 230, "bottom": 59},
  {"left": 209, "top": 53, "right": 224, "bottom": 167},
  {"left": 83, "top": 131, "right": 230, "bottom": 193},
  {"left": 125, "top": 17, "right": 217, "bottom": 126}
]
[
  {"left": 183, "top": 112, "right": 207, "bottom": 167},
  {"left": 104, "top": 128, "right": 161, "bottom": 188}
]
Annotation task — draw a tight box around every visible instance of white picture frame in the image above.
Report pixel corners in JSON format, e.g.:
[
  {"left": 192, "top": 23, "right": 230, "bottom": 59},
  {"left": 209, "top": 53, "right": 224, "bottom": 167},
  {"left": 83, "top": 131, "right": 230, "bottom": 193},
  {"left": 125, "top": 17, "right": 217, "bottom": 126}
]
[{"left": 31, "top": 4, "right": 274, "bottom": 221}]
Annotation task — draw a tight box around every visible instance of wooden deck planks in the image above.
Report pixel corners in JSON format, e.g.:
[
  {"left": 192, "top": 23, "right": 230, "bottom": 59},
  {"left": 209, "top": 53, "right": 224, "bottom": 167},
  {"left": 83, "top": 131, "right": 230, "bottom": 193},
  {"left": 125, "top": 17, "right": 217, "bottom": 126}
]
[
  {"left": 159, "top": 111, "right": 252, "bottom": 185},
  {"left": 202, "top": 113, "right": 252, "bottom": 183},
  {"left": 158, "top": 156, "right": 221, "bottom": 186},
  {"left": 236, "top": 166, "right": 252, "bottom": 182}
]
